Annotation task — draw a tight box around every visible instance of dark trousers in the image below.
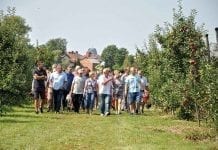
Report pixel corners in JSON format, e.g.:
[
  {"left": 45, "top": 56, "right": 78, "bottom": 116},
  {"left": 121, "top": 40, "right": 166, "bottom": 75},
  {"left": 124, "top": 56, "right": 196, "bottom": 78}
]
[
  {"left": 72, "top": 94, "right": 83, "bottom": 113},
  {"left": 53, "top": 89, "right": 63, "bottom": 112},
  {"left": 61, "top": 90, "right": 69, "bottom": 110}
]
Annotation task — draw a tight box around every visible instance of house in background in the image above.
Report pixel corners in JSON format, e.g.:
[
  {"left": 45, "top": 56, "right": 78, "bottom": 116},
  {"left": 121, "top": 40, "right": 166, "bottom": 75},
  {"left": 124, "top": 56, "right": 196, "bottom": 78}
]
[{"left": 66, "top": 48, "right": 101, "bottom": 71}]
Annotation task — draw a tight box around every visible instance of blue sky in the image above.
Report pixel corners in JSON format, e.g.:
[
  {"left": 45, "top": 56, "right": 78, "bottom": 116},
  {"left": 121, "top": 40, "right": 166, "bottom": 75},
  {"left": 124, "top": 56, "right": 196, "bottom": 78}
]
[{"left": 1, "top": 0, "right": 217, "bottom": 54}]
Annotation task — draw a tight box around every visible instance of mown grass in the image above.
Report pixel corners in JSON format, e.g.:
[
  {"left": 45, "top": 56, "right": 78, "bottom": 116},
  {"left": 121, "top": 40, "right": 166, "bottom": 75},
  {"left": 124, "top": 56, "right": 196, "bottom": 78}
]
[{"left": 0, "top": 105, "right": 217, "bottom": 150}]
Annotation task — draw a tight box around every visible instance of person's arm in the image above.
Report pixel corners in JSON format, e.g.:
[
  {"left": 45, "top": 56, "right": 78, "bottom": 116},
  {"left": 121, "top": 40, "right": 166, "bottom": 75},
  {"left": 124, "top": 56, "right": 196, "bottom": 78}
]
[
  {"left": 70, "top": 79, "right": 75, "bottom": 94},
  {"left": 83, "top": 80, "right": 88, "bottom": 95},
  {"left": 95, "top": 81, "right": 99, "bottom": 94},
  {"left": 124, "top": 83, "right": 128, "bottom": 97},
  {"left": 102, "top": 76, "right": 113, "bottom": 85},
  {"left": 33, "top": 74, "right": 46, "bottom": 80},
  {"left": 62, "top": 74, "right": 68, "bottom": 90}
]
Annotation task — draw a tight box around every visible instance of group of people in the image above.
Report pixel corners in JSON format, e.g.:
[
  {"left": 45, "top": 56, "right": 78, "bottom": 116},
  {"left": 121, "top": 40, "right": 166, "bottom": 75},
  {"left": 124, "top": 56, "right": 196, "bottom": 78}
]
[{"left": 32, "top": 60, "right": 150, "bottom": 116}]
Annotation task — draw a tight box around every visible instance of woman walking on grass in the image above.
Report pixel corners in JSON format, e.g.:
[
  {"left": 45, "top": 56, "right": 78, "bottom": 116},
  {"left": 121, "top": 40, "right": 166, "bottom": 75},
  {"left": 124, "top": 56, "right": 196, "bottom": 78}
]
[
  {"left": 113, "top": 70, "right": 124, "bottom": 115},
  {"left": 83, "top": 71, "right": 98, "bottom": 115}
]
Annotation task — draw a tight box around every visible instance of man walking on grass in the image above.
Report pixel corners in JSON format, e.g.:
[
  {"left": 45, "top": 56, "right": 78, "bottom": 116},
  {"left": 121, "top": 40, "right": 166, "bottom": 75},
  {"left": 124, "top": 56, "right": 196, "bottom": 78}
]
[
  {"left": 49, "top": 64, "right": 68, "bottom": 114},
  {"left": 33, "top": 60, "right": 47, "bottom": 114},
  {"left": 125, "top": 67, "right": 141, "bottom": 115},
  {"left": 98, "top": 68, "right": 113, "bottom": 116}
]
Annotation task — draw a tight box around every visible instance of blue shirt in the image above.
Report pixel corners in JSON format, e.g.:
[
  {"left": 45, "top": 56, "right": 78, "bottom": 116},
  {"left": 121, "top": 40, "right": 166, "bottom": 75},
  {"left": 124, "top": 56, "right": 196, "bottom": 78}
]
[
  {"left": 125, "top": 74, "right": 141, "bottom": 93},
  {"left": 50, "top": 72, "right": 68, "bottom": 90},
  {"left": 66, "top": 72, "right": 74, "bottom": 91}
]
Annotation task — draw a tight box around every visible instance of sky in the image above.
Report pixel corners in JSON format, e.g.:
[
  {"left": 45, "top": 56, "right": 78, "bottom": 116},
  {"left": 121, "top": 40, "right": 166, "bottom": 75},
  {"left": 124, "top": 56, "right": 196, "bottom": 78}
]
[{"left": 1, "top": 0, "right": 217, "bottom": 54}]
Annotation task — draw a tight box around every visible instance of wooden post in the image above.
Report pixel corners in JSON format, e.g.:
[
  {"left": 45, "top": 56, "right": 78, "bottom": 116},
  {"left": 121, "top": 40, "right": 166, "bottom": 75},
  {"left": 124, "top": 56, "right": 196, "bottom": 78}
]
[{"left": 205, "top": 34, "right": 210, "bottom": 62}]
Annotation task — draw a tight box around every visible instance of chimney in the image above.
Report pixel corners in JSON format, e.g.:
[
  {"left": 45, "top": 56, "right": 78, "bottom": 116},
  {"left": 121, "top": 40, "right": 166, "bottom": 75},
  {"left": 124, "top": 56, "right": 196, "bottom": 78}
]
[
  {"left": 205, "top": 34, "right": 210, "bottom": 62},
  {"left": 215, "top": 27, "right": 218, "bottom": 43}
]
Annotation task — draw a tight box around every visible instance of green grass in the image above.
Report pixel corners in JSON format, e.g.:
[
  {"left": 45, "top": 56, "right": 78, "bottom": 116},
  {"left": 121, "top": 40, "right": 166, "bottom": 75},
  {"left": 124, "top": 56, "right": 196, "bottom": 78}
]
[{"left": 0, "top": 105, "right": 217, "bottom": 150}]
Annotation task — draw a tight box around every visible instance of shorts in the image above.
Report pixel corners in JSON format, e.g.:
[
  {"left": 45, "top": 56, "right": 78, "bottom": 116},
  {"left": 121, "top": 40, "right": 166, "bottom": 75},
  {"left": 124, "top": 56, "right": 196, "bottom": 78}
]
[
  {"left": 128, "top": 92, "right": 140, "bottom": 104},
  {"left": 34, "top": 90, "right": 45, "bottom": 100}
]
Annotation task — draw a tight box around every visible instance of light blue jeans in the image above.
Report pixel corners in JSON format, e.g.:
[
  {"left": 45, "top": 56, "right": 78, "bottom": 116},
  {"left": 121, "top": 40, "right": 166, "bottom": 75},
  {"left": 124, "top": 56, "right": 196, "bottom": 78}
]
[
  {"left": 99, "top": 94, "right": 111, "bottom": 114},
  {"left": 85, "top": 93, "right": 95, "bottom": 111}
]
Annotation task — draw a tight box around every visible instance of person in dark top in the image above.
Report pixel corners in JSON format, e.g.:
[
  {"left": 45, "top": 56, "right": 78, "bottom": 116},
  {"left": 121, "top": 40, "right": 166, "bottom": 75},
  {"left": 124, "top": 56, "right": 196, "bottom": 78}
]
[
  {"left": 33, "top": 60, "right": 47, "bottom": 114},
  {"left": 61, "top": 65, "right": 74, "bottom": 111}
]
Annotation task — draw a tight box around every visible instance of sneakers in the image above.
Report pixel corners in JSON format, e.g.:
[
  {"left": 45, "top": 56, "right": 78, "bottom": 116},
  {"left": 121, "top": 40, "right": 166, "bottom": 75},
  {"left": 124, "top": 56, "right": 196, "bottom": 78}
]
[
  {"left": 35, "top": 111, "right": 39, "bottom": 114},
  {"left": 55, "top": 111, "right": 60, "bottom": 114},
  {"left": 100, "top": 113, "right": 104, "bottom": 117},
  {"left": 105, "top": 112, "right": 110, "bottom": 116}
]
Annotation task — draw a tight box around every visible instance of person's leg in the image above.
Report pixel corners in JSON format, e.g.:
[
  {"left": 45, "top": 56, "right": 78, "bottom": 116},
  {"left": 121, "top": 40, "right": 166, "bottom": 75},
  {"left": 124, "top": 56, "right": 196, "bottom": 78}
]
[
  {"left": 47, "top": 88, "right": 53, "bottom": 112},
  {"left": 53, "top": 90, "right": 58, "bottom": 112},
  {"left": 100, "top": 94, "right": 105, "bottom": 115},
  {"left": 128, "top": 92, "right": 135, "bottom": 114},
  {"left": 39, "top": 90, "right": 46, "bottom": 113},
  {"left": 72, "top": 94, "right": 77, "bottom": 113},
  {"left": 114, "top": 97, "right": 118, "bottom": 114},
  {"left": 105, "top": 94, "right": 111, "bottom": 116},
  {"left": 74, "top": 94, "right": 79, "bottom": 113},
  {"left": 135, "top": 92, "right": 142, "bottom": 114},
  {"left": 84, "top": 93, "right": 88, "bottom": 111},
  {"left": 61, "top": 90, "right": 68, "bottom": 111},
  {"left": 90, "top": 93, "right": 95, "bottom": 114},
  {"left": 94, "top": 91, "right": 98, "bottom": 109},
  {"left": 56, "top": 90, "right": 63, "bottom": 113},
  {"left": 80, "top": 95, "right": 85, "bottom": 111},
  {"left": 141, "top": 102, "right": 145, "bottom": 113},
  {"left": 34, "top": 91, "right": 39, "bottom": 113},
  {"left": 85, "top": 93, "right": 90, "bottom": 113},
  {"left": 118, "top": 97, "right": 122, "bottom": 114}
]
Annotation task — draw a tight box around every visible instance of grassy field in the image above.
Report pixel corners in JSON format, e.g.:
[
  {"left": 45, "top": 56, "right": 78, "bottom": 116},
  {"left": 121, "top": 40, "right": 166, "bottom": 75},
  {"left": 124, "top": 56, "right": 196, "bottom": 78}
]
[{"left": 0, "top": 105, "right": 217, "bottom": 150}]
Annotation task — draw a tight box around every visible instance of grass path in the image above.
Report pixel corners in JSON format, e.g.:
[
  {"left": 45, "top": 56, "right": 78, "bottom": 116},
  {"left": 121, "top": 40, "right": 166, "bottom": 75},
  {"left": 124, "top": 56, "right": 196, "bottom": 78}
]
[{"left": 0, "top": 105, "right": 217, "bottom": 150}]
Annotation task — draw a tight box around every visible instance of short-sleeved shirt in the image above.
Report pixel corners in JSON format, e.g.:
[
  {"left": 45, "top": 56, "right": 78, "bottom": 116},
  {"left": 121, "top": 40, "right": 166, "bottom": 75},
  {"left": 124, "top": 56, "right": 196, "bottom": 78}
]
[
  {"left": 139, "top": 76, "right": 148, "bottom": 91},
  {"left": 72, "top": 76, "right": 85, "bottom": 94},
  {"left": 125, "top": 74, "right": 141, "bottom": 93},
  {"left": 97, "top": 75, "right": 113, "bottom": 95},
  {"left": 33, "top": 68, "right": 47, "bottom": 92},
  {"left": 50, "top": 71, "right": 68, "bottom": 90},
  {"left": 85, "top": 78, "right": 97, "bottom": 93}
]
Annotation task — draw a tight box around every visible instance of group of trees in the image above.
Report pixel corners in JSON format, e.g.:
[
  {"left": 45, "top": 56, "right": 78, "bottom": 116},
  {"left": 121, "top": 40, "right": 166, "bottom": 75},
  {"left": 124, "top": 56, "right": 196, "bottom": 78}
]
[
  {"left": 0, "top": 8, "right": 68, "bottom": 113},
  {"left": 101, "top": 2, "right": 217, "bottom": 129},
  {"left": 135, "top": 4, "right": 217, "bottom": 128},
  {"left": 101, "top": 45, "right": 128, "bottom": 70}
]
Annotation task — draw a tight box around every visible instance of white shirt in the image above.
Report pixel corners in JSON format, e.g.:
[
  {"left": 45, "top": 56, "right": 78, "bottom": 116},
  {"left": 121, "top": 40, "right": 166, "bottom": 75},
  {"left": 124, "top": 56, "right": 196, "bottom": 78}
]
[
  {"left": 72, "top": 76, "right": 85, "bottom": 94},
  {"left": 97, "top": 74, "right": 113, "bottom": 95}
]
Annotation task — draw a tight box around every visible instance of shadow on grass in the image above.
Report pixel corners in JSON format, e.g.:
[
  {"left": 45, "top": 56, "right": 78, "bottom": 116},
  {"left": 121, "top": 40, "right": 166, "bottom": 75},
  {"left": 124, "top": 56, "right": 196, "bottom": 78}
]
[
  {"left": 0, "top": 119, "right": 38, "bottom": 123},
  {"left": 5, "top": 113, "right": 41, "bottom": 119}
]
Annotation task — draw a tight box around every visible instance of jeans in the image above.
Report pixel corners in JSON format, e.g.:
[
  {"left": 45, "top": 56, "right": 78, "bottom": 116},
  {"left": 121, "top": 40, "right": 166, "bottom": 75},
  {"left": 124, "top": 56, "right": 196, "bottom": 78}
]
[
  {"left": 53, "top": 89, "right": 63, "bottom": 112},
  {"left": 85, "top": 93, "right": 95, "bottom": 111},
  {"left": 99, "top": 94, "right": 111, "bottom": 114}
]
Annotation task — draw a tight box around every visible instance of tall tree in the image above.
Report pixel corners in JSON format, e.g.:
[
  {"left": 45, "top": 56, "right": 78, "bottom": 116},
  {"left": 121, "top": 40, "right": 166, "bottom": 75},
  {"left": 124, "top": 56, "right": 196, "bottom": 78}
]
[
  {"left": 123, "top": 54, "right": 135, "bottom": 68},
  {"left": 45, "top": 38, "right": 67, "bottom": 54},
  {"left": 101, "top": 45, "right": 118, "bottom": 69},
  {"left": 113, "top": 48, "right": 128, "bottom": 69},
  {"left": 0, "top": 8, "right": 33, "bottom": 108}
]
